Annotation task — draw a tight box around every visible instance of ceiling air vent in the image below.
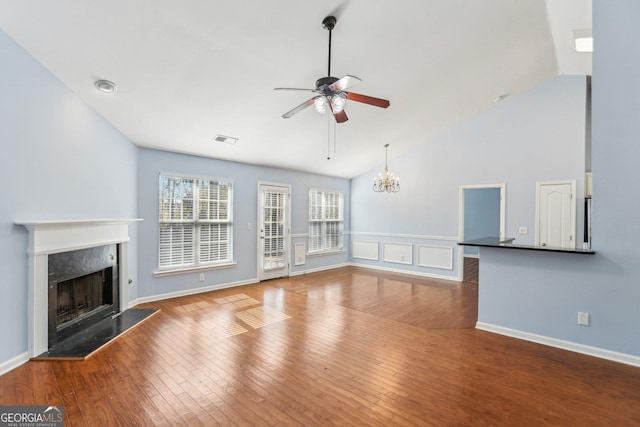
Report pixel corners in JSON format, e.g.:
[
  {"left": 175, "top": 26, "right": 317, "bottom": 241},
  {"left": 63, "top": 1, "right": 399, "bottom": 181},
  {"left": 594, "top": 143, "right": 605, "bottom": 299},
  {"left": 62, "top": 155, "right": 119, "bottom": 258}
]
[{"left": 213, "top": 135, "right": 238, "bottom": 145}]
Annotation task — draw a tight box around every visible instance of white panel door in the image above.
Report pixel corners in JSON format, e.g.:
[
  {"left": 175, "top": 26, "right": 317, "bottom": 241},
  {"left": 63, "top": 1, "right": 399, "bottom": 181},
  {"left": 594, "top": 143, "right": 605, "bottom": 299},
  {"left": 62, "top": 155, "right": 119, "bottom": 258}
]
[
  {"left": 536, "top": 182, "right": 575, "bottom": 249},
  {"left": 258, "top": 184, "right": 290, "bottom": 281}
]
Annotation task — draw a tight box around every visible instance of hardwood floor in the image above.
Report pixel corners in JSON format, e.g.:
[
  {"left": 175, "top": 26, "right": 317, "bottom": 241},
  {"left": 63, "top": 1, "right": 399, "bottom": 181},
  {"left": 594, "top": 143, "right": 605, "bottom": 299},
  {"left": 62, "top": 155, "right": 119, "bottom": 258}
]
[
  {"left": 463, "top": 256, "right": 479, "bottom": 284},
  {"left": 1, "top": 266, "right": 639, "bottom": 426}
]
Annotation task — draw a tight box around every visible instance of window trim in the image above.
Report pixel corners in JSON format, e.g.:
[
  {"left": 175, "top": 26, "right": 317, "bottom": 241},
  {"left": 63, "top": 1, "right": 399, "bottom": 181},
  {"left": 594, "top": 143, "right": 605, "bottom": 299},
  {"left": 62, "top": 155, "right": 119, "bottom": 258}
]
[
  {"left": 158, "top": 173, "right": 234, "bottom": 271},
  {"left": 308, "top": 187, "right": 344, "bottom": 254}
]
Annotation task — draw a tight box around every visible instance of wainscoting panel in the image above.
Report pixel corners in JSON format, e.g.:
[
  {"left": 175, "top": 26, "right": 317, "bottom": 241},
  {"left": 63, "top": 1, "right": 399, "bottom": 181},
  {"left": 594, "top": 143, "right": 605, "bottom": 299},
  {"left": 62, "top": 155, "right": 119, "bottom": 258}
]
[
  {"left": 417, "top": 245, "right": 453, "bottom": 270},
  {"left": 352, "top": 240, "right": 379, "bottom": 261},
  {"left": 294, "top": 243, "right": 306, "bottom": 266},
  {"left": 383, "top": 243, "right": 413, "bottom": 265}
]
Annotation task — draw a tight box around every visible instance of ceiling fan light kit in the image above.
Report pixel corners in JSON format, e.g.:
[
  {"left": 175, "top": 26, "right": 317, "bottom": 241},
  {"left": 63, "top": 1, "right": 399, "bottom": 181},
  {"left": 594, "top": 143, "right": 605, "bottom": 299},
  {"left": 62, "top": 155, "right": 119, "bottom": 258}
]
[{"left": 275, "top": 15, "right": 390, "bottom": 124}]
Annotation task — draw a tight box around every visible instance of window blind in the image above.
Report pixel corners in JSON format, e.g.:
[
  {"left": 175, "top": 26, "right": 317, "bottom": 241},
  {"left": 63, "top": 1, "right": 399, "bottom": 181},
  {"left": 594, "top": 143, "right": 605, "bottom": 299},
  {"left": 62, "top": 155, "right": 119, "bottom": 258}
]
[
  {"left": 159, "top": 174, "right": 233, "bottom": 269},
  {"left": 308, "top": 188, "right": 343, "bottom": 253}
]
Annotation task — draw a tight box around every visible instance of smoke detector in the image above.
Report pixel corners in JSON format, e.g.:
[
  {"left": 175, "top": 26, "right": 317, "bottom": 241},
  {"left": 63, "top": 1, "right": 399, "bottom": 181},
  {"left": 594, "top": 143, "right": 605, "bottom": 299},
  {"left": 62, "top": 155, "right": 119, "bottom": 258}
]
[{"left": 94, "top": 79, "right": 117, "bottom": 93}]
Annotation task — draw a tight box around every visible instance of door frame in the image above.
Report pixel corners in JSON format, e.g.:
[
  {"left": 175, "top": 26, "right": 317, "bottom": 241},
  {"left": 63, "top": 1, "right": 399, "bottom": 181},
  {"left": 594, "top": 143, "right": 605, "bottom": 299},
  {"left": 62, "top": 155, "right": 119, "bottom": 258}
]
[
  {"left": 256, "top": 181, "right": 292, "bottom": 281},
  {"left": 534, "top": 180, "right": 576, "bottom": 248},
  {"left": 457, "top": 183, "right": 506, "bottom": 281}
]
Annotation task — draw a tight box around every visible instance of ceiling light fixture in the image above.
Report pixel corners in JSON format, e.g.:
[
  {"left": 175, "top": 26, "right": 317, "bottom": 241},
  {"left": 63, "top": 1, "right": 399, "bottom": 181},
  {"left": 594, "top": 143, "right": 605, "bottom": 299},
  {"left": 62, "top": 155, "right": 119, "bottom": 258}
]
[
  {"left": 313, "top": 93, "right": 347, "bottom": 114},
  {"left": 573, "top": 29, "right": 593, "bottom": 53},
  {"left": 373, "top": 144, "right": 400, "bottom": 193},
  {"left": 94, "top": 79, "right": 117, "bottom": 93}
]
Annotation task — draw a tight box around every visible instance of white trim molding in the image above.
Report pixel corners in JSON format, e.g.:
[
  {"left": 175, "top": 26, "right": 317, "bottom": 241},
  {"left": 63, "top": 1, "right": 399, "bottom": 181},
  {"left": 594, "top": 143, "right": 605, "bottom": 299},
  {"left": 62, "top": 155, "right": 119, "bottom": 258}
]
[
  {"left": 477, "top": 322, "right": 640, "bottom": 368},
  {"left": 382, "top": 242, "right": 413, "bottom": 265},
  {"left": 349, "top": 263, "right": 459, "bottom": 282},
  {"left": 352, "top": 240, "right": 379, "bottom": 261},
  {"left": 348, "top": 231, "right": 457, "bottom": 241},
  {"left": 0, "top": 351, "right": 30, "bottom": 377},
  {"left": 132, "top": 278, "right": 259, "bottom": 306},
  {"left": 417, "top": 245, "right": 453, "bottom": 270},
  {"left": 154, "top": 262, "right": 237, "bottom": 277},
  {"left": 289, "top": 262, "right": 351, "bottom": 277}
]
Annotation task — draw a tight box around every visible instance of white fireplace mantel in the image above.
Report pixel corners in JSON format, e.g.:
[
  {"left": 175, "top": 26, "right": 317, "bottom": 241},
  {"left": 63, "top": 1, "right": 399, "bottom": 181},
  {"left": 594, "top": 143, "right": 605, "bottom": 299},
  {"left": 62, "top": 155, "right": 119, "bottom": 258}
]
[
  {"left": 16, "top": 218, "right": 142, "bottom": 357},
  {"left": 16, "top": 218, "right": 143, "bottom": 255}
]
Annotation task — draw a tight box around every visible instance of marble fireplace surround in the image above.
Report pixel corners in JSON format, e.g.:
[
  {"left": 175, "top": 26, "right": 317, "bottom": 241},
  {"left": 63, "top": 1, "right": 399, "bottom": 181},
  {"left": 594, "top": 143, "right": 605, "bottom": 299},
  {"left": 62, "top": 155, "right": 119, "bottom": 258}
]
[{"left": 16, "top": 219, "right": 142, "bottom": 357}]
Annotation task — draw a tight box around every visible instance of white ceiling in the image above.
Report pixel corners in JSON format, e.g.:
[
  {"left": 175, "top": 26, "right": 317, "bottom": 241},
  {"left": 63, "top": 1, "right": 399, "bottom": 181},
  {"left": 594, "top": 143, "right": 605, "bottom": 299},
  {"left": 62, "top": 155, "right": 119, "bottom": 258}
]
[{"left": 0, "top": 0, "right": 591, "bottom": 179}]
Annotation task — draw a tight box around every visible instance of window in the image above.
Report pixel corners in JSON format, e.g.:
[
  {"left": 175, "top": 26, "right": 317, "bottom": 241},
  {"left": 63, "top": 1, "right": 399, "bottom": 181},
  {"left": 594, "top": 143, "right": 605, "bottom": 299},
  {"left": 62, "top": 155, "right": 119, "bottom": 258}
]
[
  {"left": 308, "top": 188, "right": 344, "bottom": 253},
  {"left": 159, "top": 174, "right": 233, "bottom": 270}
]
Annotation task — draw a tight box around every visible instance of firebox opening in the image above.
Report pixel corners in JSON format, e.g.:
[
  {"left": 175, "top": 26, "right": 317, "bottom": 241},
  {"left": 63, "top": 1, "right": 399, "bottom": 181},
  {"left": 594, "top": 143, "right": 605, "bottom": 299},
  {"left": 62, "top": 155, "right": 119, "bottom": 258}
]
[
  {"left": 48, "top": 244, "right": 120, "bottom": 349},
  {"left": 56, "top": 268, "right": 114, "bottom": 330}
]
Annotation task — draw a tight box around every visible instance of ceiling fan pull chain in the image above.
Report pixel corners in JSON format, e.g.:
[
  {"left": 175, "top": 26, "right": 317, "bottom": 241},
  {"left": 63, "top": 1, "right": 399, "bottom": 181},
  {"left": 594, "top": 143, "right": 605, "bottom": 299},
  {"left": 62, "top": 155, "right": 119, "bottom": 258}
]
[
  {"left": 327, "top": 113, "right": 331, "bottom": 160},
  {"left": 333, "top": 120, "right": 337, "bottom": 154}
]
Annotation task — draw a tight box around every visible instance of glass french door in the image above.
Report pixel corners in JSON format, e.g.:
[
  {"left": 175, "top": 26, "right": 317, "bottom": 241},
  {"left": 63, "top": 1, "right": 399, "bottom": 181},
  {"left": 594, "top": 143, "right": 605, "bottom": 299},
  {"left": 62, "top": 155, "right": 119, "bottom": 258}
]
[{"left": 258, "top": 184, "right": 290, "bottom": 281}]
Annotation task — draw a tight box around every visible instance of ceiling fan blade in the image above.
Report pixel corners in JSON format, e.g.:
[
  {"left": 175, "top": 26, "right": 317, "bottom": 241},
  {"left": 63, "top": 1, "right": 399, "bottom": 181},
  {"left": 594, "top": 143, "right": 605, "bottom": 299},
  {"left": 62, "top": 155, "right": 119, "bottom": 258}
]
[
  {"left": 274, "top": 87, "right": 318, "bottom": 92},
  {"left": 328, "top": 102, "right": 349, "bottom": 123},
  {"left": 345, "top": 91, "right": 390, "bottom": 108},
  {"left": 282, "top": 97, "right": 316, "bottom": 118},
  {"left": 330, "top": 75, "right": 362, "bottom": 91},
  {"left": 333, "top": 109, "right": 348, "bottom": 123}
]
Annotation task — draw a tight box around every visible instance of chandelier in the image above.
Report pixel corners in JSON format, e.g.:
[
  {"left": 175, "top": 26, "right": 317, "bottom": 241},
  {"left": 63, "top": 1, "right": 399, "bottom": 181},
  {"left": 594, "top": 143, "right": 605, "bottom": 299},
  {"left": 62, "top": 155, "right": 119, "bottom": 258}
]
[{"left": 373, "top": 144, "right": 400, "bottom": 193}]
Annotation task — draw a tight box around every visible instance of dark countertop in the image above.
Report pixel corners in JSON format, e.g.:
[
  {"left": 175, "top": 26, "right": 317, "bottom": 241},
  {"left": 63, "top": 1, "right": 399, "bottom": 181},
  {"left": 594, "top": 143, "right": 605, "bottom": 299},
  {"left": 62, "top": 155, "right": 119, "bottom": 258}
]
[{"left": 458, "top": 237, "right": 595, "bottom": 255}]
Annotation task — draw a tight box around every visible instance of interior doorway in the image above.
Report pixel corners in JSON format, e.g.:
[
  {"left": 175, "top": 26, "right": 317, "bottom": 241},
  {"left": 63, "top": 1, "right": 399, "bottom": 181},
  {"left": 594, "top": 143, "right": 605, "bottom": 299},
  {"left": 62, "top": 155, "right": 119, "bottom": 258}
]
[
  {"left": 535, "top": 180, "right": 576, "bottom": 249},
  {"left": 458, "top": 184, "right": 506, "bottom": 282}
]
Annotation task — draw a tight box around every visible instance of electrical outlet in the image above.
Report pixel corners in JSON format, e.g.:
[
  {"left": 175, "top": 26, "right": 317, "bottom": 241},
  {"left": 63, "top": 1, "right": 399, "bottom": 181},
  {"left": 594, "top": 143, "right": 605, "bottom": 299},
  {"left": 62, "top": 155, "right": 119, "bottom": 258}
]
[
  {"left": 578, "top": 312, "right": 590, "bottom": 326},
  {"left": 199, "top": 273, "right": 205, "bottom": 282},
  {"left": 519, "top": 226, "right": 528, "bottom": 235},
  {"left": 247, "top": 222, "right": 252, "bottom": 230}
]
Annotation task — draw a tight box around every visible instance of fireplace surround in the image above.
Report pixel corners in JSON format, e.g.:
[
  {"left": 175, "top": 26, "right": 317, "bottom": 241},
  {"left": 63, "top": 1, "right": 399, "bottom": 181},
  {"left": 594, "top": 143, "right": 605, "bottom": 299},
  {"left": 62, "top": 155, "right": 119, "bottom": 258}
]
[{"left": 16, "top": 219, "right": 141, "bottom": 357}]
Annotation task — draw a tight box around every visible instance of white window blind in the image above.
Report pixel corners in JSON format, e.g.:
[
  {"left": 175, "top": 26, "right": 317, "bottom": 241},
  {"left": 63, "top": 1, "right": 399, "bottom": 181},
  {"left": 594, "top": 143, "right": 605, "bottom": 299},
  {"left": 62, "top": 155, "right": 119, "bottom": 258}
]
[
  {"left": 159, "top": 174, "right": 233, "bottom": 269},
  {"left": 308, "top": 188, "right": 344, "bottom": 253}
]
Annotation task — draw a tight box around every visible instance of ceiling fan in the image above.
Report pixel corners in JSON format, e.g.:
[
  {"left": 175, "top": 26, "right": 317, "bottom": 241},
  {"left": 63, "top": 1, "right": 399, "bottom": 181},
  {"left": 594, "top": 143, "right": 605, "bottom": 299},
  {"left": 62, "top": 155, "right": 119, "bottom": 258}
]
[{"left": 274, "top": 15, "right": 390, "bottom": 123}]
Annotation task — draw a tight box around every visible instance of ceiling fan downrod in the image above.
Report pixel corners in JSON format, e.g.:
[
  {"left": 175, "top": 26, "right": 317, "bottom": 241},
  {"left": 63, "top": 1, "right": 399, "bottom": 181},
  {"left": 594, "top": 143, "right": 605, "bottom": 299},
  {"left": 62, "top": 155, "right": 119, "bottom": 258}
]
[{"left": 322, "top": 16, "right": 337, "bottom": 77}]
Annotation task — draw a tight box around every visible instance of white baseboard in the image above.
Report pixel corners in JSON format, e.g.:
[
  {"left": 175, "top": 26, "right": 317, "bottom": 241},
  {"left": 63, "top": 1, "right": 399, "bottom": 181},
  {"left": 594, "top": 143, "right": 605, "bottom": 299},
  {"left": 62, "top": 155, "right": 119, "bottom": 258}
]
[
  {"left": 0, "top": 351, "right": 30, "bottom": 376},
  {"left": 349, "top": 262, "right": 459, "bottom": 282},
  {"left": 289, "top": 263, "right": 351, "bottom": 276},
  {"left": 476, "top": 322, "right": 640, "bottom": 368},
  {"left": 129, "top": 278, "right": 259, "bottom": 307},
  {"left": 290, "top": 262, "right": 459, "bottom": 282}
]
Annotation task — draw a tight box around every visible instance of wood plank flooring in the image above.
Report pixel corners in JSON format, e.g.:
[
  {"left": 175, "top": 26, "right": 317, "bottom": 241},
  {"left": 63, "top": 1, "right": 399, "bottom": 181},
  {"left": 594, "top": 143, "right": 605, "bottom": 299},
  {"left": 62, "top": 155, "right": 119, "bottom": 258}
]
[
  {"left": 1, "top": 266, "right": 639, "bottom": 426},
  {"left": 463, "top": 256, "right": 479, "bottom": 283}
]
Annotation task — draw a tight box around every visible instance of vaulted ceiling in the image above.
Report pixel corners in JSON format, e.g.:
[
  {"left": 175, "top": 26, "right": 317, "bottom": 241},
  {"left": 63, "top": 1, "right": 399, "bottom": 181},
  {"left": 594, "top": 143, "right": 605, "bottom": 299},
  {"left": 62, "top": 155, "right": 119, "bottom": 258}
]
[{"left": 0, "top": 0, "right": 591, "bottom": 178}]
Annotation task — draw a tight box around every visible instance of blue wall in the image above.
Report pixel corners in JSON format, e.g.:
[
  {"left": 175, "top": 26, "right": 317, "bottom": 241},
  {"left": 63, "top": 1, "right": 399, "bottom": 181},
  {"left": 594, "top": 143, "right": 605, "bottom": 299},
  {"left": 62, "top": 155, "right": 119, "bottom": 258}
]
[
  {"left": 476, "top": 0, "right": 640, "bottom": 359},
  {"left": 463, "top": 188, "right": 501, "bottom": 256},
  {"left": 350, "top": 76, "right": 586, "bottom": 279},
  {"left": 0, "top": 29, "right": 139, "bottom": 364},
  {"left": 136, "top": 148, "right": 350, "bottom": 301}
]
